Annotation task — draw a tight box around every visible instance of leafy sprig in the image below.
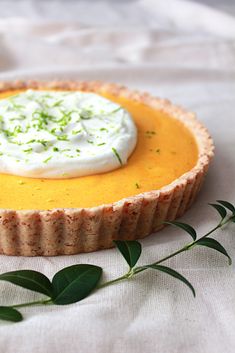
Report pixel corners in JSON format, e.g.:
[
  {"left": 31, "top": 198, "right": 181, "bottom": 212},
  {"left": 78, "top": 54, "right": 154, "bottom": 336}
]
[{"left": 0, "top": 200, "right": 234, "bottom": 323}]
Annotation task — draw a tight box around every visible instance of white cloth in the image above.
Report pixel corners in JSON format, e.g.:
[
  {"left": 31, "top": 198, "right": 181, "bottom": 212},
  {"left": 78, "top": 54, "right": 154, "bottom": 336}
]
[{"left": 0, "top": 1, "right": 235, "bottom": 352}]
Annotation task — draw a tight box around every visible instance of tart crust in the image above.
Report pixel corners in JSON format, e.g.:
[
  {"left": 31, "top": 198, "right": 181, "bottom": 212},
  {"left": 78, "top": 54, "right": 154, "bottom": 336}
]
[{"left": 0, "top": 80, "right": 214, "bottom": 256}]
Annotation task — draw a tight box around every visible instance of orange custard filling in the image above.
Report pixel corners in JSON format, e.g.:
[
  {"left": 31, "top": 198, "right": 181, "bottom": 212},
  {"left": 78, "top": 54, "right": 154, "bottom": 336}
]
[{"left": 0, "top": 90, "right": 198, "bottom": 210}]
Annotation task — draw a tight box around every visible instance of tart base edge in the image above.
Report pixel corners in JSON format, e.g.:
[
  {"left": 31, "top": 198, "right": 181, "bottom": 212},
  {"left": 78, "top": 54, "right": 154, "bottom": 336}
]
[{"left": 0, "top": 161, "right": 209, "bottom": 256}]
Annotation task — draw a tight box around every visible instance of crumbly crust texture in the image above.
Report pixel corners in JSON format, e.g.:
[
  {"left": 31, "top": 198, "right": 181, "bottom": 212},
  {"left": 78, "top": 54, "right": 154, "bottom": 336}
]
[{"left": 0, "top": 80, "right": 214, "bottom": 256}]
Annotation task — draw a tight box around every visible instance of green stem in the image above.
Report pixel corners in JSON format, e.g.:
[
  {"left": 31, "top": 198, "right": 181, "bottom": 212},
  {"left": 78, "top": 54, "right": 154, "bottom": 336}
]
[
  {"left": 12, "top": 299, "right": 52, "bottom": 309},
  {"left": 128, "top": 216, "right": 234, "bottom": 276},
  {"left": 154, "top": 246, "right": 189, "bottom": 266},
  {"left": 99, "top": 216, "right": 234, "bottom": 287},
  {"left": 97, "top": 269, "right": 134, "bottom": 289},
  {"left": 199, "top": 223, "right": 221, "bottom": 239},
  {"left": 98, "top": 275, "right": 127, "bottom": 289},
  {"left": 99, "top": 215, "right": 234, "bottom": 289}
]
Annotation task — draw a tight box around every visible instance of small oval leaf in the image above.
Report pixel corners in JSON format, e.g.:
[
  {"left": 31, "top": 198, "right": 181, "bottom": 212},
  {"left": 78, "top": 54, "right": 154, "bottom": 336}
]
[
  {"left": 0, "top": 306, "right": 23, "bottom": 322},
  {"left": 196, "top": 238, "right": 232, "bottom": 264},
  {"left": 147, "top": 264, "right": 195, "bottom": 297},
  {"left": 216, "top": 200, "right": 235, "bottom": 214},
  {"left": 113, "top": 240, "right": 142, "bottom": 268},
  {"left": 52, "top": 264, "right": 102, "bottom": 305},
  {"left": 0, "top": 270, "right": 53, "bottom": 298},
  {"left": 164, "top": 221, "right": 197, "bottom": 240},
  {"left": 209, "top": 203, "right": 227, "bottom": 219}
]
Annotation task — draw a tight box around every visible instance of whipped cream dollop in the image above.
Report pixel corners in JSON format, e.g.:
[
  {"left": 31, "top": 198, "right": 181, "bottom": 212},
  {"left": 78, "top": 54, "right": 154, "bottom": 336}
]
[{"left": 0, "top": 90, "right": 137, "bottom": 178}]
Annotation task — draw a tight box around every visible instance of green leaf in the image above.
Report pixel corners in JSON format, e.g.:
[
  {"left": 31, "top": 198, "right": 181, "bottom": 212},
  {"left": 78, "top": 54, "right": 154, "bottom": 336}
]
[
  {"left": 52, "top": 264, "right": 102, "bottom": 305},
  {"left": 164, "top": 221, "right": 197, "bottom": 240},
  {"left": 113, "top": 240, "right": 142, "bottom": 268},
  {"left": 147, "top": 264, "right": 195, "bottom": 297},
  {"left": 0, "top": 306, "right": 23, "bottom": 322},
  {"left": 0, "top": 270, "right": 53, "bottom": 297},
  {"left": 196, "top": 238, "right": 232, "bottom": 265},
  {"left": 216, "top": 200, "right": 235, "bottom": 214},
  {"left": 209, "top": 203, "right": 227, "bottom": 219}
]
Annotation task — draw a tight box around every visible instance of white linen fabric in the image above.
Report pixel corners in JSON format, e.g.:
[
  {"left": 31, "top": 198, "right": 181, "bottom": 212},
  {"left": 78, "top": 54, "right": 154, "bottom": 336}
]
[{"left": 0, "top": 1, "right": 235, "bottom": 352}]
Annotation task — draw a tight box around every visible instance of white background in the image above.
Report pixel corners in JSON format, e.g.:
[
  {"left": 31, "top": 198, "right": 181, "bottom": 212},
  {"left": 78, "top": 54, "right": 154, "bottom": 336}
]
[{"left": 0, "top": 1, "right": 235, "bottom": 352}]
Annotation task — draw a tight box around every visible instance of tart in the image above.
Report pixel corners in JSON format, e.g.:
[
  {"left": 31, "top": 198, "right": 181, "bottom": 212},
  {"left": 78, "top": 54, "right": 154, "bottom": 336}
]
[{"left": 0, "top": 80, "right": 214, "bottom": 256}]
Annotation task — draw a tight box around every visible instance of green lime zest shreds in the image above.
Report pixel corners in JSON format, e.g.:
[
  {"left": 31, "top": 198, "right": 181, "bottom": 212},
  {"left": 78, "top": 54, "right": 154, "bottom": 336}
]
[
  {"left": 43, "top": 156, "right": 52, "bottom": 164},
  {"left": 112, "top": 147, "right": 123, "bottom": 165}
]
